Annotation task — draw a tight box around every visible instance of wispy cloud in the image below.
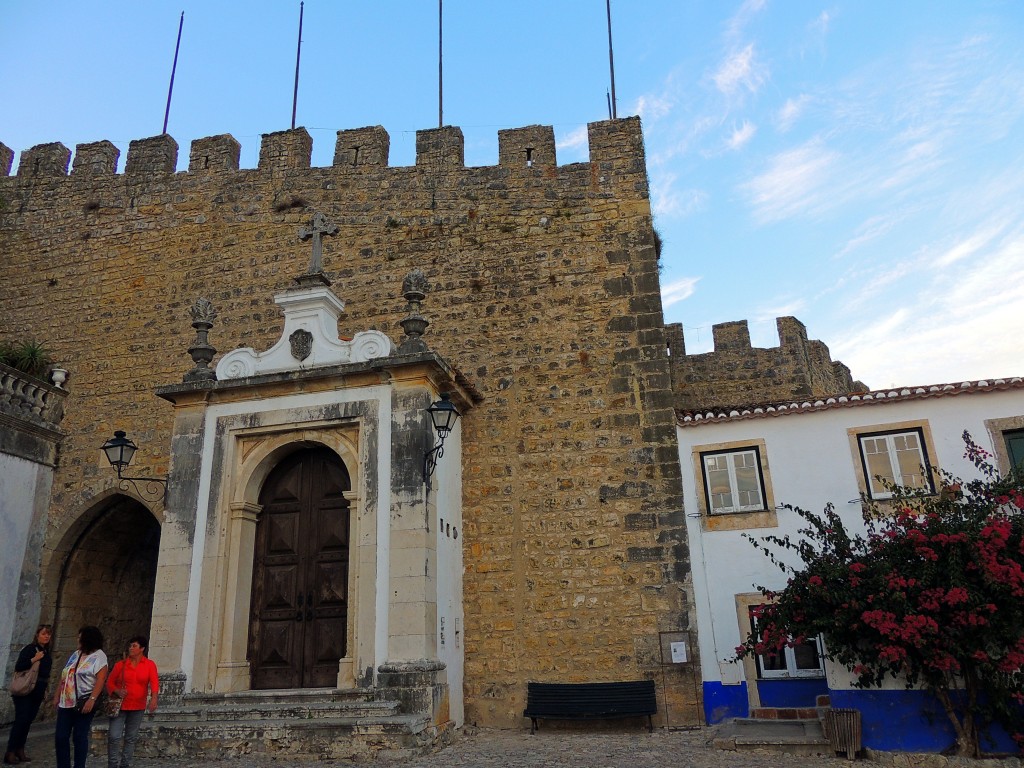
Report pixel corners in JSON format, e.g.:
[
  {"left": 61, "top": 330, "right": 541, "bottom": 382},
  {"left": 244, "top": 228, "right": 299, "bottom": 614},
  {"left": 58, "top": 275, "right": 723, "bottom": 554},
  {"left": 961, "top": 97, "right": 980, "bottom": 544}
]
[
  {"left": 832, "top": 214, "right": 902, "bottom": 260},
  {"left": 662, "top": 276, "right": 701, "bottom": 309},
  {"left": 556, "top": 125, "right": 588, "bottom": 152},
  {"left": 650, "top": 7, "right": 1024, "bottom": 385},
  {"left": 810, "top": 10, "right": 831, "bottom": 37},
  {"left": 776, "top": 95, "right": 810, "bottom": 132},
  {"left": 878, "top": 133, "right": 945, "bottom": 190},
  {"left": 737, "top": 30, "right": 1024, "bottom": 227},
  {"left": 712, "top": 44, "right": 766, "bottom": 96},
  {"left": 797, "top": 9, "right": 833, "bottom": 61},
  {"left": 634, "top": 93, "right": 675, "bottom": 121},
  {"left": 649, "top": 115, "right": 721, "bottom": 166},
  {"left": 832, "top": 222, "right": 1024, "bottom": 386},
  {"left": 651, "top": 171, "right": 708, "bottom": 218},
  {"left": 933, "top": 224, "right": 1006, "bottom": 268},
  {"left": 836, "top": 290, "right": 1024, "bottom": 388},
  {"left": 752, "top": 299, "right": 808, "bottom": 324},
  {"left": 725, "top": 0, "right": 767, "bottom": 41},
  {"left": 727, "top": 120, "right": 757, "bottom": 150},
  {"left": 740, "top": 138, "right": 839, "bottom": 222}
]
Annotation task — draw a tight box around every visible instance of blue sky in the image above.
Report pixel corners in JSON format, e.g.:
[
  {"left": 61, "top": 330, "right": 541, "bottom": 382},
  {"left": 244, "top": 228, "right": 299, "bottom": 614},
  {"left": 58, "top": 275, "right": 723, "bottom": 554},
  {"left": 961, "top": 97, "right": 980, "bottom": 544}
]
[{"left": 3, "top": 1, "right": 1023, "bottom": 389}]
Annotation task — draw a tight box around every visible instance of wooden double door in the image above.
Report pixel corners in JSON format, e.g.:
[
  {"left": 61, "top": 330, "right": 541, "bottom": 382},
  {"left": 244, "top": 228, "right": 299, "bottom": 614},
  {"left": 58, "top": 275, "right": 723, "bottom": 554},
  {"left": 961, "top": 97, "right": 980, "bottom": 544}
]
[{"left": 249, "top": 447, "right": 350, "bottom": 689}]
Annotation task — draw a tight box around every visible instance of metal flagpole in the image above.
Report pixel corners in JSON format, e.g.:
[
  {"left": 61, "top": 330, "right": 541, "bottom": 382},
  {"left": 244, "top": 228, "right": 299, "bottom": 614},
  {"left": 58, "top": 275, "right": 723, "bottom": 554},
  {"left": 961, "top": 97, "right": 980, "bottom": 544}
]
[
  {"left": 162, "top": 12, "right": 184, "bottom": 135},
  {"left": 438, "top": 0, "right": 443, "bottom": 128},
  {"left": 606, "top": 0, "right": 617, "bottom": 119},
  {"left": 292, "top": 1, "right": 304, "bottom": 130}
]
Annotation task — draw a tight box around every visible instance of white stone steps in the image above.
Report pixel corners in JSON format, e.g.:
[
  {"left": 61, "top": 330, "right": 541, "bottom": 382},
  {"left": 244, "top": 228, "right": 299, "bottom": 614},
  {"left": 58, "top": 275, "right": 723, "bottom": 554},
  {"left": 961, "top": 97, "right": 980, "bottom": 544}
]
[
  {"left": 92, "top": 711, "right": 439, "bottom": 761},
  {"left": 182, "top": 686, "right": 376, "bottom": 706},
  {"left": 714, "top": 717, "right": 833, "bottom": 756},
  {"left": 176, "top": 699, "right": 400, "bottom": 721}
]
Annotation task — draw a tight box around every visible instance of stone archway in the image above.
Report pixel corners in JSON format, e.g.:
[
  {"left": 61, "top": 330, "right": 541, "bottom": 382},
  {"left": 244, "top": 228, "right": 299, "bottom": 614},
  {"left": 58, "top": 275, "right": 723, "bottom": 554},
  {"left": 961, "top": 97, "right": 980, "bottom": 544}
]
[
  {"left": 197, "top": 426, "right": 370, "bottom": 694},
  {"left": 249, "top": 446, "right": 351, "bottom": 689},
  {"left": 54, "top": 495, "right": 161, "bottom": 661}
]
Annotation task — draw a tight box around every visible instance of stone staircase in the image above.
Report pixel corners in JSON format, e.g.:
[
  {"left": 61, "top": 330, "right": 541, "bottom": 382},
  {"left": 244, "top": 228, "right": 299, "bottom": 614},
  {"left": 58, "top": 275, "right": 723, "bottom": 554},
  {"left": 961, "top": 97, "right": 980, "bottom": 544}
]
[
  {"left": 713, "top": 700, "right": 835, "bottom": 756},
  {"left": 92, "top": 688, "right": 453, "bottom": 761}
]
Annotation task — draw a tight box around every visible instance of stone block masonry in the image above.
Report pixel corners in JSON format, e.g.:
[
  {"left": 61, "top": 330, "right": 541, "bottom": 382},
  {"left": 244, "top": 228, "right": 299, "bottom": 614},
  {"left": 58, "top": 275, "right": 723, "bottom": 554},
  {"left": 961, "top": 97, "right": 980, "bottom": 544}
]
[
  {"left": 667, "top": 317, "right": 868, "bottom": 412},
  {"left": 0, "top": 117, "right": 690, "bottom": 728}
]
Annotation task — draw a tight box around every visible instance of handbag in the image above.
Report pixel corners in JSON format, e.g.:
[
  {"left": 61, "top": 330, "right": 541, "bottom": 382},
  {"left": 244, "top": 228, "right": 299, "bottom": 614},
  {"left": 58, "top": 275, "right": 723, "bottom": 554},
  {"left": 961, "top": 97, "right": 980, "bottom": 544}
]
[
  {"left": 69, "top": 652, "right": 102, "bottom": 713},
  {"left": 9, "top": 660, "right": 39, "bottom": 697},
  {"left": 106, "top": 661, "right": 127, "bottom": 718}
]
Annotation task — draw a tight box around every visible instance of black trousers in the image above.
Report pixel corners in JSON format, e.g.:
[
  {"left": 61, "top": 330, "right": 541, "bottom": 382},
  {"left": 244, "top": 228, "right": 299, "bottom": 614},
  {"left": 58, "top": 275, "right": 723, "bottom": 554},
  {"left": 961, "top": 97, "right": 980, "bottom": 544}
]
[{"left": 6, "top": 689, "right": 45, "bottom": 752}]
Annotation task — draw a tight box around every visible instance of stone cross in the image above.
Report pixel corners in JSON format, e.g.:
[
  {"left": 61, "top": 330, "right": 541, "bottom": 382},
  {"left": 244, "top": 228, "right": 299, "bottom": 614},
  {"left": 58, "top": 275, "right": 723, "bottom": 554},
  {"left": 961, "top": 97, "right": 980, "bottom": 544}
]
[{"left": 298, "top": 212, "right": 339, "bottom": 275}]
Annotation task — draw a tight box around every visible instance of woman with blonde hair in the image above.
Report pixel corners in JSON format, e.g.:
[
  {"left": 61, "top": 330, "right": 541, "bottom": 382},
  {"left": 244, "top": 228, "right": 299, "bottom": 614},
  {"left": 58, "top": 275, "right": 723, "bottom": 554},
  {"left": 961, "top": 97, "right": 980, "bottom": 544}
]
[{"left": 4, "top": 624, "right": 53, "bottom": 764}]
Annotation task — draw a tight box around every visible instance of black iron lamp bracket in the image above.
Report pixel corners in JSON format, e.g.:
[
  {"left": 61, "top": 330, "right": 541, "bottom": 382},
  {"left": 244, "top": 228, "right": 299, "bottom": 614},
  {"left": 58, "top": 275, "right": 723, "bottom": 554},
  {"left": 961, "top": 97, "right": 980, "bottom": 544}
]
[
  {"left": 113, "top": 465, "right": 168, "bottom": 503},
  {"left": 422, "top": 392, "right": 461, "bottom": 485}
]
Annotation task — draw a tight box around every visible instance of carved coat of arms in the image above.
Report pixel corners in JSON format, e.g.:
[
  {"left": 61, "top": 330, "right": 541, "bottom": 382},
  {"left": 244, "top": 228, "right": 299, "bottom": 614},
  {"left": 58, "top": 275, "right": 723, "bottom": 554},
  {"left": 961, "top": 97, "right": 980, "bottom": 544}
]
[{"left": 289, "top": 329, "right": 313, "bottom": 362}]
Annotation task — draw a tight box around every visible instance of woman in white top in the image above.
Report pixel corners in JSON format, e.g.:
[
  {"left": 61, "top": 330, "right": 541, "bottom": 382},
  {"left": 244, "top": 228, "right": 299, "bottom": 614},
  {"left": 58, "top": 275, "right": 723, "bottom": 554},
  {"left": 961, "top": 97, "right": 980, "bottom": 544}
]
[{"left": 53, "top": 626, "right": 108, "bottom": 768}]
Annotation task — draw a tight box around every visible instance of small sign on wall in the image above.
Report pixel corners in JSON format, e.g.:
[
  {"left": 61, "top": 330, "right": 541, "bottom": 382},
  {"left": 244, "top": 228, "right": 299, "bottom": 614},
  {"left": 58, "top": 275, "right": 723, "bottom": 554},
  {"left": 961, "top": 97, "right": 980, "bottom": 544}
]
[
  {"left": 670, "top": 641, "right": 688, "bottom": 664},
  {"left": 658, "top": 630, "right": 693, "bottom": 667}
]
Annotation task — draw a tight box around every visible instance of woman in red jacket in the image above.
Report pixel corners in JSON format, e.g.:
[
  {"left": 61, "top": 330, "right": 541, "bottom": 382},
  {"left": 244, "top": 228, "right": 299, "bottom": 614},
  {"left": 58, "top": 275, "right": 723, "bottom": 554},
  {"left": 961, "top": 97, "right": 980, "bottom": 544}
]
[{"left": 104, "top": 636, "right": 158, "bottom": 768}]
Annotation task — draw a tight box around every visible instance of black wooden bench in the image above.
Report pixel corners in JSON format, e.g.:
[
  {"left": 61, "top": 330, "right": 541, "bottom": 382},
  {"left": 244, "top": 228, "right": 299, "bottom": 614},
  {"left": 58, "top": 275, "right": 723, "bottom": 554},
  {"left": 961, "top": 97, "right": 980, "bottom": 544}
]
[{"left": 523, "top": 680, "right": 657, "bottom": 733}]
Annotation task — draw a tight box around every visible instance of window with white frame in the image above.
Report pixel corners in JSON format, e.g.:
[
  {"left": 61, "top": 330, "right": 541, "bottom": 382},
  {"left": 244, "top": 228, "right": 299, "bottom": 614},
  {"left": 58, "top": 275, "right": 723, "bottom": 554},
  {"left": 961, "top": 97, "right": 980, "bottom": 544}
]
[
  {"left": 749, "top": 606, "right": 825, "bottom": 679},
  {"left": 857, "top": 428, "right": 934, "bottom": 499},
  {"left": 700, "top": 447, "right": 766, "bottom": 514}
]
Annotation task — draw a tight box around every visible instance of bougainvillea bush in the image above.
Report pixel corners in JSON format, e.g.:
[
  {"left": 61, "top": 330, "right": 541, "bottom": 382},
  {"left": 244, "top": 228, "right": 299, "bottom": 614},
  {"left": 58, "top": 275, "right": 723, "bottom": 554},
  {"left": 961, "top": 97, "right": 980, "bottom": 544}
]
[{"left": 735, "top": 433, "right": 1024, "bottom": 756}]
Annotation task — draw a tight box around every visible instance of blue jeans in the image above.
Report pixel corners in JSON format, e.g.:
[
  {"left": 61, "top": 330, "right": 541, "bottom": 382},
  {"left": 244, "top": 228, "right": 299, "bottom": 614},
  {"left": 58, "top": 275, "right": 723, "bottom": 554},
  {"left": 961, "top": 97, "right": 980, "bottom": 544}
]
[
  {"left": 54, "top": 706, "right": 96, "bottom": 768},
  {"left": 106, "top": 709, "right": 145, "bottom": 768}
]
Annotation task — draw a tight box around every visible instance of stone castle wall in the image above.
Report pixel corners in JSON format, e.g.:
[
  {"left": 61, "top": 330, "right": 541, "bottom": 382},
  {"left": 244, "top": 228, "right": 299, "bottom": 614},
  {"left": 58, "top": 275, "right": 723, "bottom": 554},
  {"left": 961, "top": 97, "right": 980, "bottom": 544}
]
[
  {"left": 667, "top": 316, "right": 866, "bottom": 412},
  {"left": 0, "top": 119, "right": 693, "bottom": 727}
]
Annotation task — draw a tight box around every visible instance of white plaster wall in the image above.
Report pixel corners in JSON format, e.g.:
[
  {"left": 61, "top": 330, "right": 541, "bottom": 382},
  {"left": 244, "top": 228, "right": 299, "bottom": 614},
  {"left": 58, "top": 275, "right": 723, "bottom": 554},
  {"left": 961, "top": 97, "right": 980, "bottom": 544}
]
[
  {"left": 434, "top": 420, "right": 464, "bottom": 726},
  {"left": 678, "top": 389, "right": 1024, "bottom": 689},
  {"left": 0, "top": 454, "right": 43, "bottom": 668}
]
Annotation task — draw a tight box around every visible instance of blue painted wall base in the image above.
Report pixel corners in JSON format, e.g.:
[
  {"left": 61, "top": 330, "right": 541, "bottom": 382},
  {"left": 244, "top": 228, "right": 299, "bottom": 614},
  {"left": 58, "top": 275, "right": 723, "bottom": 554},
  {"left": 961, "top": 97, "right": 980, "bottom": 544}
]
[
  {"left": 703, "top": 682, "right": 1021, "bottom": 754},
  {"left": 827, "top": 689, "right": 1020, "bottom": 754},
  {"left": 757, "top": 678, "right": 827, "bottom": 708},
  {"left": 701, "top": 679, "right": 827, "bottom": 723},
  {"left": 702, "top": 681, "right": 748, "bottom": 724}
]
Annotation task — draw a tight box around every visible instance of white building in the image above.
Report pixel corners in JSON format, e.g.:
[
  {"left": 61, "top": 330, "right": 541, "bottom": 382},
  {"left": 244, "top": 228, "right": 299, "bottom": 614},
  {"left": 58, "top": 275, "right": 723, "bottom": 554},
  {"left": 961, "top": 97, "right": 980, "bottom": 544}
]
[{"left": 676, "top": 378, "right": 1024, "bottom": 752}]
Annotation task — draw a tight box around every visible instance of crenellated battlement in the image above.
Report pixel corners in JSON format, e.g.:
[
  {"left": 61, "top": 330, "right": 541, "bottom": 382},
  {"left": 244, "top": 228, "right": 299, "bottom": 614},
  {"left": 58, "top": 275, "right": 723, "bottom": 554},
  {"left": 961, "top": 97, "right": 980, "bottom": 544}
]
[
  {"left": 667, "top": 316, "right": 868, "bottom": 412},
  {"left": 16, "top": 142, "right": 71, "bottom": 178},
  {"left": 189, "top": 134, "right": 241, "bottom": 172},
  {"left": 1, "top": 143, "right": 15, "bottom": 176},
  {"left": 0, "top": 110, "right": 691, "bottom": 734},
  {"left": 72, "top": 140, "right": 120, "bottom": 176},
  {"left": 0, "top": 118, "right": 643, "bottom": 181}
]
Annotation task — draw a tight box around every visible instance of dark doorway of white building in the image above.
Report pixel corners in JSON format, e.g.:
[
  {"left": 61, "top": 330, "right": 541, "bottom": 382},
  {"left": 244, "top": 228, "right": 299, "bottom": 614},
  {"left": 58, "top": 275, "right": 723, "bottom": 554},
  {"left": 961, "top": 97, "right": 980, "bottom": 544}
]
[{"left": 249, "top": 447, "right": 350, "bottom": 689}]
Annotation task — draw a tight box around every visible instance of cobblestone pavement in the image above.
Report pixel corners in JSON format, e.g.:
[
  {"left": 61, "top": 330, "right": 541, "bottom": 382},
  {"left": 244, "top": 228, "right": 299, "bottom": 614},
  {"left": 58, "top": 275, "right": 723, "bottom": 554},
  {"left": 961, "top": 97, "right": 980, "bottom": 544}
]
[{"left": 10, "top": 724, "right": 856, "bottom": 767}]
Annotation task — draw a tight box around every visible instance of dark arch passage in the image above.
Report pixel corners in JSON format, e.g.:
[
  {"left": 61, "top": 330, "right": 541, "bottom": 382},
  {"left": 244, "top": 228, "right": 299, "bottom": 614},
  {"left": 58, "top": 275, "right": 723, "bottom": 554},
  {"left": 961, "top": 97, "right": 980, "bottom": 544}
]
[{"left": 54, "top": 496, "right": 161, "bottom": 661}]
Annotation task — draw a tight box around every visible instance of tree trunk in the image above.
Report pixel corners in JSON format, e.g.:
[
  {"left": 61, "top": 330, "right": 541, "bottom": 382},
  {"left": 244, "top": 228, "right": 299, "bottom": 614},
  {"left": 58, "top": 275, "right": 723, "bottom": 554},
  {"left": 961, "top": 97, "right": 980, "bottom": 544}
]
[{"left": 933, "top": 679, "right": 980, "bottom": 758}]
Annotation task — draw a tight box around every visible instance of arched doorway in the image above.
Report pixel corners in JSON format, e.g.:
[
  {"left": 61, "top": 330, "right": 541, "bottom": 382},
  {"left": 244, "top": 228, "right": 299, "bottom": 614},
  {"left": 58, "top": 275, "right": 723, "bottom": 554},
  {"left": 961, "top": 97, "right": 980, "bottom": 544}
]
[
  {"left": 249, "top": 446, "right": 351, "bottom": 689},
  {"left": 55, "top": 496, "right": 161, "bottom": 662}
]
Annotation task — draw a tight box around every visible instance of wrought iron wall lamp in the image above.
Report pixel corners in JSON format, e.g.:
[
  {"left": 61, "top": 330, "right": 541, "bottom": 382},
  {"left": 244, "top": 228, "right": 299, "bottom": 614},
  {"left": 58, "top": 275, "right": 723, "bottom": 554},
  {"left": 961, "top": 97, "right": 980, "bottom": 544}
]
[
  {"left": 100, "top": 430, "right": 168, "bottom": 502},
  {"left": 423, "top": 393, "right": 461, "bottom": 483}
]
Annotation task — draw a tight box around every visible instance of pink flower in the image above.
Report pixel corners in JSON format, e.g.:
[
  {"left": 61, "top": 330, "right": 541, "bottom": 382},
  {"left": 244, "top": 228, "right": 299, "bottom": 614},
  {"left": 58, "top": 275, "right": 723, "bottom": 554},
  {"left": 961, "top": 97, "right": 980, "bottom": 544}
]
[{"left": 944, "top": 587, "right": 969, "bottom": 605}]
